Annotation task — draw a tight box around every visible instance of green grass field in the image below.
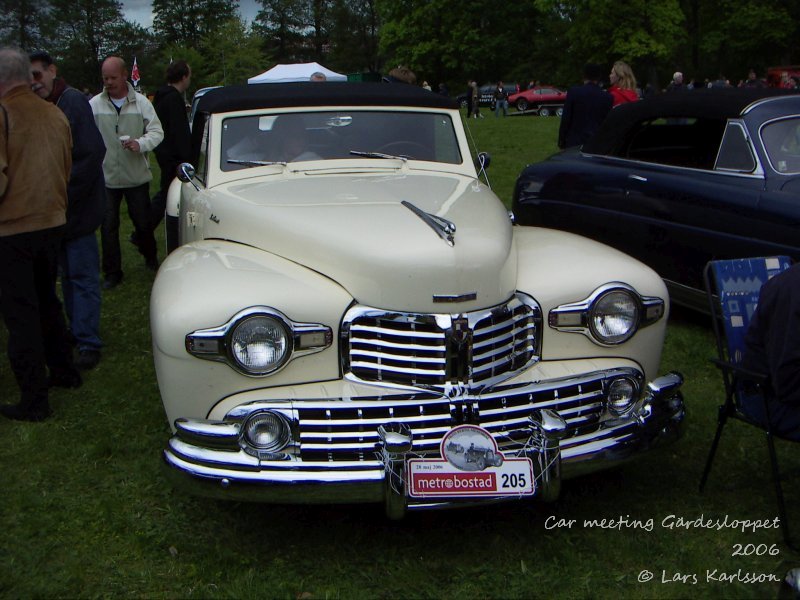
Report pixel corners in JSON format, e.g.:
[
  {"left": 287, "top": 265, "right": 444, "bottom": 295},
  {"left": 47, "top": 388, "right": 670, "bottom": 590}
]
[{"left": 1, "top": 113, "right": 798, "bottom": 599}]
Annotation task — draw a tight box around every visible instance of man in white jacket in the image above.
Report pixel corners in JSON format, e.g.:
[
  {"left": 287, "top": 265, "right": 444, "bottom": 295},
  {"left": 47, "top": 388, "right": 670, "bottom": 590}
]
[{"left": 90, "top": 56, "right": 163, "bottom": 289}]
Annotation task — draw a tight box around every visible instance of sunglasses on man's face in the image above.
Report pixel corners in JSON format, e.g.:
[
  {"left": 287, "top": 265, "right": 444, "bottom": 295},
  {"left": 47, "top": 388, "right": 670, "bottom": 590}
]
[{"left": 31, "top": 70, "right": 44, "bottom": 81}]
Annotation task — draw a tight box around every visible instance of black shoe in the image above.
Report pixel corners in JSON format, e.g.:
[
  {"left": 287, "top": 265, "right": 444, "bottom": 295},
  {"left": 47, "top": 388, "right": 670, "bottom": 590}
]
[
  {"left": 145, "top": 258, "right": 159, "bottom": 272},
  {"left": 129, "top": 231, "right": 141, "bottom": 248},
  {"left": 0, "top": 403, "right": 52, "bottom": 422},
  {"left": 102, "top": 272, "right": 123, "bottom": 290},
  {"left": 48, "top": 369, "right": 82, "bottom": 389},
  {"left": 75, "top": 349, "right": 101, "bottom": 371}
]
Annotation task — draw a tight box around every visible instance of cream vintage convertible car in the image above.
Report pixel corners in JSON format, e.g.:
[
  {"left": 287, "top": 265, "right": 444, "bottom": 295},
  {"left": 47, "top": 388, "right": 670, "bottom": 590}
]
[{"left": 152, "top": 82, "right": 685, "bottom": 518}]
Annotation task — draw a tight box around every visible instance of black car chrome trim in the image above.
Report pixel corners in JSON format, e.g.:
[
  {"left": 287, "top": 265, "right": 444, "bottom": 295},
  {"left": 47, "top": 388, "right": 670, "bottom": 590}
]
[
  {"left": 186, "top": 306, "right": 332, "bottom": 377},
  {"left": 548, "top": 283, "right": 664, "bottom": 346}
]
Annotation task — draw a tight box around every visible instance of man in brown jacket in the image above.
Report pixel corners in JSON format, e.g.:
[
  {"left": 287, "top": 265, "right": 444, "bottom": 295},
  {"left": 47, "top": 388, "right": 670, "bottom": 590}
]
[{"left": 0, "top": 46, "right": 81, "bottom": 421}]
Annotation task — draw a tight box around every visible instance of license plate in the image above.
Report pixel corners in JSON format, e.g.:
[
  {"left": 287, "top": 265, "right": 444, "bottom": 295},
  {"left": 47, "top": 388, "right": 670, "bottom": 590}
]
[{"left": 406, "top": 424, "right": 535, "bottom": 499}]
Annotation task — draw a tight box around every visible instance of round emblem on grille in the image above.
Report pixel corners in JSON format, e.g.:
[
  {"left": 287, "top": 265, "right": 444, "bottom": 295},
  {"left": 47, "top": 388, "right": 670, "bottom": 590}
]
[{"left": 441, "top": 425, "right": 504, "bottom": 471}]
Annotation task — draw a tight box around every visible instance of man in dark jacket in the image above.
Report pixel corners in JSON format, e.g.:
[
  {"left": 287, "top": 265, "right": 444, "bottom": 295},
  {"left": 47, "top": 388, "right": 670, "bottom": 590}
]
[
  {"left": 742, "top": 263, "right": 800, "bottom": 440},
  {"left": 150, "top": 60, "right": 191, "bottom": 235},
  {"left": 30, "top": 51, "right": 106, "bottom": 370},
  {"left": 558, "top": 64, "right": 612, "bottom": 149}
]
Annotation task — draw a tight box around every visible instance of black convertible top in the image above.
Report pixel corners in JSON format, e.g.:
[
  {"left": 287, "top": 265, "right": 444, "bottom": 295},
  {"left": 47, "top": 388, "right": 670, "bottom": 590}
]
[
  {"left": 189, "top": 81, "right": 458, "bottom": 165},
  {"left": 583, "top": 87, "right": 799, "bottom": 155},
  {"left": 195, "top": 81, "right": 458, "bottom": 115}
]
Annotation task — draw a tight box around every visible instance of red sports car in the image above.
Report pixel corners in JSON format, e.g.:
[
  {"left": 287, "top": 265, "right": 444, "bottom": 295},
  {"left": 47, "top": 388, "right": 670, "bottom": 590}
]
[{"left": 508, "top": 86, "right": 566, "bottom": 115}]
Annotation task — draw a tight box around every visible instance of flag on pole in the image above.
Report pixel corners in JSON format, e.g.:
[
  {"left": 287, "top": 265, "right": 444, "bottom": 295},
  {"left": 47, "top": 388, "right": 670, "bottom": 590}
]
[{"left": 131, "top": 56, "right": 141, "bottom": 87}]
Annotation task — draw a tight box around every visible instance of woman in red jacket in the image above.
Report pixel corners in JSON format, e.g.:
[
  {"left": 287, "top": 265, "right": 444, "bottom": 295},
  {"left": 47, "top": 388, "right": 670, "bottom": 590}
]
[{"left": 609, "top": 61, "right": 639, "bottom": 107}]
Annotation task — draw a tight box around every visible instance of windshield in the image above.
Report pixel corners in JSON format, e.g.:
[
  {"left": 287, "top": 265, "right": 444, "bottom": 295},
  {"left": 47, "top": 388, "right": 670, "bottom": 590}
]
[
  {"left": 220, "top": 110, "right": 462, "bottom": 171},
  {"left": 761, "top": 116, "right": 800, "bottom": 174}
]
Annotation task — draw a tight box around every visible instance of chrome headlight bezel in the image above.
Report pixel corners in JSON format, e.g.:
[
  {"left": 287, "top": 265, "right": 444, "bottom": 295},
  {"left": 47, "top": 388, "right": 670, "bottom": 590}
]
[
  {"left": 185, "top": 306, "right": 332, "bottom": 376},
  {"left": 241, "top": 410, "right": 292, "bottom": 451},
  {"left": 548, "top": 283, "right": 664, "bottom": 347}
]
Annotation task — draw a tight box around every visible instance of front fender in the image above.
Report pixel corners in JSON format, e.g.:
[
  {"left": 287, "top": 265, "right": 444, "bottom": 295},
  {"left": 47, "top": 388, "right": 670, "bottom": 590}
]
[{"left": 151, "top": 240, "right": 353, "bottom": 428}]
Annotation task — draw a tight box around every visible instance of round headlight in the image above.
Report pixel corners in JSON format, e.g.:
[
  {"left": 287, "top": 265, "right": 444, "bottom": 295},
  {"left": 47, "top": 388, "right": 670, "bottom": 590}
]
[
  {"left": 589, "top": 290, "right": 639, "bottom": 345},
  {"left": 607, "top": 377, "right": 639, "bottom": 415},
  {"left": 230, "top": 315, "right": 290, "bottom": 375},
  {"left": 243, "top": 411, "right": 290, "bottom": 450}
]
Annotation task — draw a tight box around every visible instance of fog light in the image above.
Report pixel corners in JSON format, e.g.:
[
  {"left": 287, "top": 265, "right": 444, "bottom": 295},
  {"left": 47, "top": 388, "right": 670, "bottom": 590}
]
[
  {"left": 243, "top": 411, "right": 290, "bottom": 451},
  {"left": 607, "top": 378, "right": 638, "bottom": 416}
]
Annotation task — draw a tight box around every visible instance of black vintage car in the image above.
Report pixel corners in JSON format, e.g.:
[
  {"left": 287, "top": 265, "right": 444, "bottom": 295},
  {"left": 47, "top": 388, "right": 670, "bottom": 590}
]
[{"left": 512, "top": 89, "right": 800, "bottom": 311}]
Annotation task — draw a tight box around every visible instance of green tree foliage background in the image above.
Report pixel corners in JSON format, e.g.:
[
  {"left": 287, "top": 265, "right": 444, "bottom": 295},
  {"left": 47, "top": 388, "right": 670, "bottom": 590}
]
[{"left": 0, "top": 0, "right": 798, "bottom": 95}]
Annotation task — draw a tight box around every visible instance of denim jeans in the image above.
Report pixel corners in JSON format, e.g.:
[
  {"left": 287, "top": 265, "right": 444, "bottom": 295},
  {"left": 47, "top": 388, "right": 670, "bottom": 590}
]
[
  {"left": 61, "top": 232, "right": 102, "bottom": 351},
  {"left": 102, "top": 183, "right": 157, "bottom": 277},
  {"left": 495, "top": 99, "right": 508, "bottom": 117}
]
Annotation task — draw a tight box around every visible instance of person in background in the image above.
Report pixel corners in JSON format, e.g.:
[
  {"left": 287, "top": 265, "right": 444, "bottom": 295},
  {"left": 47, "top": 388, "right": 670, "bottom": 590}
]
[
  {"left": 464, "top": 80, "right": 473, "bottom": 118},
  {"left": 90, "top": 56, "right": 163, "bottom": 290},
  {"left": 558, "top": 63, "right": 612, "bottom": 149},
  {"left": 384, "top": 66, "right": 416, "bottom": 85},
  {"left": 471, "top": 81, "right": 483, "bottom": 119},
  {"left": 666, "top": 71, "right": 685, "bottom": 92},
  {"left": 740, "top": 68, "right": 765, "bottom": 88},
  {"left": 421, "top": 81, "right": 431, "bottom": 91},
  {"left": 608, "top": 61, "right": 639, "bottom": 107},
  {"left": 29, "top": 50, "right": 106, "bottom": 371},
  {"left": 150, "top": 60, "right": 191, "bottom": 241},
  {"left": 0, "top": 47, "right": 81, "bottom": 421},
  {"left": 310, "top": 71, "right": 326, "bottom": 82},
  {"left": 493, "top": 80, "right": 509, "bottom": 117}
]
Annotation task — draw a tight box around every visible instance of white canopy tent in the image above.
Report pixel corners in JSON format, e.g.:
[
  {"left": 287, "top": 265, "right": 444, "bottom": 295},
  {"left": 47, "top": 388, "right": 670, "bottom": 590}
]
[{"left": 248, "top": 62, "right": 347, "bottom": 84}]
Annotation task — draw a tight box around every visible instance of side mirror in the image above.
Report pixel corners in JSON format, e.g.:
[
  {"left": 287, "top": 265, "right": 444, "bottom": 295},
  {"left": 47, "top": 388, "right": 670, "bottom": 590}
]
[
  {"left": 475, "top": 152, "right": 491, "bottom": 170},
  {"left": 178, "top": 163, "right": 200, "bottom": 191},
  {"left": 177, "top": 162, "right": 196, "bottom": 182}
]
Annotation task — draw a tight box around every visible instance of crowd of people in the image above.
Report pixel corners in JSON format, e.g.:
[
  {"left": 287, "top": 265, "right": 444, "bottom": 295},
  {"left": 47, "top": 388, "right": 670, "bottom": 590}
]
[{"left": 0, "top": 46, "right": 192, "bottom": 422}]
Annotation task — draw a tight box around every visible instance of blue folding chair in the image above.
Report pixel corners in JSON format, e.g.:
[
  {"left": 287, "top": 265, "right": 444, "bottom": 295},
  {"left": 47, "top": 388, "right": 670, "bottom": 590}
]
[{"left": 698, "top": 256, "right": 796, "bottom": 548}]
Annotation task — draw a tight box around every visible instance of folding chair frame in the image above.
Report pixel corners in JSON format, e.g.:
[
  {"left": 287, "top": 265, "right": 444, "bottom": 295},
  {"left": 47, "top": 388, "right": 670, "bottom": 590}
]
[{"left": 698, "top": 256, "right": 796, "bottom": 550}]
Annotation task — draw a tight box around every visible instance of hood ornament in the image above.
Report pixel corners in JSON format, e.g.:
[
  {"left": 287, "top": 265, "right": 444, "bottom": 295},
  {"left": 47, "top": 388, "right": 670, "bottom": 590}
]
[{"left": 401, "top": 200, "right": 456, "bottom": 246}]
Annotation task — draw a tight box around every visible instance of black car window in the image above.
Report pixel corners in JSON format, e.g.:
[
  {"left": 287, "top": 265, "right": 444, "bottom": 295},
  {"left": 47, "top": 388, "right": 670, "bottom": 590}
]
[
  {"left": 616, "top": 117, "right": 726, "bottom": 170},
  {"left": 761, "top": 117, "right": 800, "bottom": 174},
  {"left": 714, "top": 122, "right": 756, "bottom": 173}
]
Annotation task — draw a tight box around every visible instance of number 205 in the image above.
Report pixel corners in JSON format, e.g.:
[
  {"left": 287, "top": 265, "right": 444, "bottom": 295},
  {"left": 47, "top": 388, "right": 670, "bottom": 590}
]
[{"left": 501, "top": 473, "right": 527, "bottom": 488}]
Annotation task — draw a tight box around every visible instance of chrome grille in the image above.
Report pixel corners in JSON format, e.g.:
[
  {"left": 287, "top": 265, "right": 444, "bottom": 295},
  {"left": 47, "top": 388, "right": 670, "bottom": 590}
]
[
  {"left": 342, "top": 293, "right": 541, "bottom": 390},
  {"left": 297, "top": 375, "right": 609, "bottom": 462}
]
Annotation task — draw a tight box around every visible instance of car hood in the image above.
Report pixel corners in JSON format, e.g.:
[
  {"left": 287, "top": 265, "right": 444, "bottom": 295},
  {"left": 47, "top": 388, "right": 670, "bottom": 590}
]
[{"left": 205, "top": 172, "right": 516, "bottom": 313}]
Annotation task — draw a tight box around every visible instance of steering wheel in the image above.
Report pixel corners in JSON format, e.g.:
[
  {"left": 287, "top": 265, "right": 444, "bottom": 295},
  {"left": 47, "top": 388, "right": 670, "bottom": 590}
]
[{"left": 376, "top": 141, "right": 429, "bottom": 159}]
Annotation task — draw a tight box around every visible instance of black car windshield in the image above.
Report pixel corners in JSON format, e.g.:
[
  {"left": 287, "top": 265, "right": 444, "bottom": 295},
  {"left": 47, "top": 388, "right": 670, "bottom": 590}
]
[
  {"left": 221, "top": 110, "right": 462, "bottom": 171},
  {"left": 761, "top": 117, "right": 800, "bottom": 174}
]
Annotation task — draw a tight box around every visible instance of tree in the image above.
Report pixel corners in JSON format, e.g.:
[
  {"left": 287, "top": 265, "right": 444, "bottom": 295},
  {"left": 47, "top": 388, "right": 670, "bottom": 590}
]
[
  {"left": 377, "top": 0, "right": 543, "bottom": 91},
  {"left": 0, "top": 0, "right": 52, "bottom": 49},
  {"left": 153, "top": 0, "right": 239, "bottom": 47},
  {"left": 252, "top": 0, "right": 306, "bottom": 62},
  {"left": 201, "top": 18, "right": 266, "bottom": 86},
  {"left": 327, "top": 0, "right": 380, "bottom": 73},
  {"left": 47, "top": 0, "right": 131, "bottom": 91},
  {"left": 535, "top": 0, "right": 685, "bottom": 87}
]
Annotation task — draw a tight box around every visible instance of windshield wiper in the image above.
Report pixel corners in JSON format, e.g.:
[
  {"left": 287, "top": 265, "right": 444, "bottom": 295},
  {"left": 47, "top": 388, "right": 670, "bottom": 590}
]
[
  {"left": 349, "top": 150, "right": 408, "bottom": 161},
  {"left": 227, "top": 159, "right": 287, "bottom": 167}
]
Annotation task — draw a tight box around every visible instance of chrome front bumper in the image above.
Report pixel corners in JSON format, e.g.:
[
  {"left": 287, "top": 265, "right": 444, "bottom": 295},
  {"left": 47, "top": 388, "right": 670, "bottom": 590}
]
[{"left": 162, "top": 370, "right": 685, "bottom": 517}]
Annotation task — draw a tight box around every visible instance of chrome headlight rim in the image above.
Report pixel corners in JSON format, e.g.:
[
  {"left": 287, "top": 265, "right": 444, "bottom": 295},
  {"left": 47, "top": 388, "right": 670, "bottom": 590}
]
[
  {"left": 241, "top": 409, "right": 292, "bottom": 452},
  {"left": 228, "top": 313, "right": 292, "bottom": 376},
  {"left": 548, "top": 282, "right": 664, "bottom": 347},
  {"left": 588, "top": 288, "right": 639, "bottom": 346},
  {"left": 606, "top": 375, "right": 641, "bottom": 416},
  {"left": 185, "top": 306, "right": 332, "bottom": 377}
]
